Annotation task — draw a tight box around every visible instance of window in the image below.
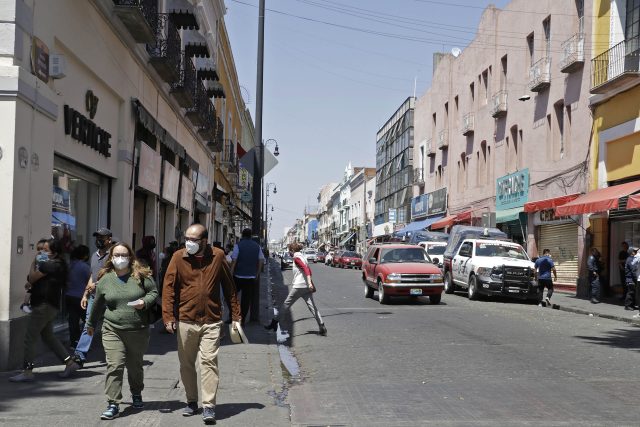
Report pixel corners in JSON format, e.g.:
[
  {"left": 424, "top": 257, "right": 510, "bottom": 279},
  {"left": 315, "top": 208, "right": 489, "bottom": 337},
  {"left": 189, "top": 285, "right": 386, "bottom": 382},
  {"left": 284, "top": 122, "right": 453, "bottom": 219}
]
[
  {"left": 527, "top": 32, "right": 535, "bottom": 68},
  {"left": 576, "top": 0, "right": 584, "bottom": 33},
  {"left": 444, "top": 102, "right": 449, "bottom": 128},
  {"left": 554, "top": 101, "right": 565, "bottom": 159},
  {"left": 543, "top": 16, "right": 551, "bottom": 58},
  {"left": 481, "top": 70, "right": 489, "bottom": 105},
  {"left": 626, "top": 0, "right": 640, "bottom": 50},
  {"left": 432, "top": 112, "right": 437, "bottom": 140},
  {"left": 469, "top": 82, "right": 475, "bottom": 108},
  {"left": 500, "top": 55, "right": 508, "bottom": 91},
  {"left": 454, "top": 95, "right": 459, "bottom": 117}
]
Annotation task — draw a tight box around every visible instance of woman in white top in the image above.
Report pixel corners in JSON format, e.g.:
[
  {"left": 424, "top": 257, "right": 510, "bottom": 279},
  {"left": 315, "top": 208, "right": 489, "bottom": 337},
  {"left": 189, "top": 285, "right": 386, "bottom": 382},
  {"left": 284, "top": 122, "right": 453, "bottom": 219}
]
[{"left": 265, "top": 242, "right": 326, "bottom": 336}]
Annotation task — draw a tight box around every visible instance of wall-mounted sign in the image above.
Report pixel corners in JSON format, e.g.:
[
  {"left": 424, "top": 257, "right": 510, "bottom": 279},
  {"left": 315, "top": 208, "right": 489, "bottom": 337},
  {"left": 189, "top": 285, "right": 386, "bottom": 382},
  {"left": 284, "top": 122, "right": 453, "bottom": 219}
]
[
  {"left": 412, "top": 187, "right": 447, "bottom": 219},
  {"left": 31, "top": 37, "right": 49, "bottom": 83},
  {"left": 411, "top": 194, "right": 428, "bottom": 219},
  {"left": 532, "top": 208, "right": 579, "bottom": 226},
  {"left": 63, "top": 105, "right": 112, "bottom": 157},
  {"left": 239, "top": 168, "right": 249, "bottom": 189},
  {"left": 388, "top": 208, "right": 397, "bottom": 223},
  {"left": 496, "top": 169, "right": 529, "bottom": 210},
  {"left": 85, "top": 90, "right": 99, "bottom": 119}
]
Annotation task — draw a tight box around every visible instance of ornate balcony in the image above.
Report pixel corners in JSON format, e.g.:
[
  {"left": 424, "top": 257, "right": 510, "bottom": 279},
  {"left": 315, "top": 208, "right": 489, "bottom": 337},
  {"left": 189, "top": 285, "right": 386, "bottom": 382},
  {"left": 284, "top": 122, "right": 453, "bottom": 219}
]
[
  {"left": 170, "top": 53, "right": 197, "bottom": 108},
  {"left": 206, "top": 117, "right": 224, "bottom": 152},
  {"left": 413, "top": 167, "right": 424, "bottom": 186},
  {"left": 591, "top": 35, "right": 640, "bottom": 94},
  {"left": 195, "top": 57, "right": 219, "bottom": 81},
  {"left": 205, "top": 80, "right": 225, "bottom": 98},
  {"left": 462, "top": 112, "right": 474, "bottom": 136},
  {"left": 183, "top": 29, "right": 210, "bottom": 58},
  {"left": 185, "top": 81, "right": 208, "bottom": 127},
  {"left": 197, "top": 101, "right": 216, "bottom": 139},
  {"left": 560, "top": 32, "right": 585, "bottom": 73},
  {"left": 112, "top": 0, "right": 157, "bottom": 43},
  {"left": 437, "top": 129, "right": 449, "bottom": 150},
  {"left": 529, "top": 57, "right": 551, "bottom": 92},
  {"left": 221, "top": 140, "right": 236, "bottom": 167},
  {"left": 167, "top": 0, "right": 198, "bottom": 30},
  {"left": 426, "top": 138, "right": 435, "bottom": 157},
  {"left": 490, "top": 90, "right": 508, "bottom": 118},
  {"left": 146, "top": 13, "right": 181, "bottom": 82}
]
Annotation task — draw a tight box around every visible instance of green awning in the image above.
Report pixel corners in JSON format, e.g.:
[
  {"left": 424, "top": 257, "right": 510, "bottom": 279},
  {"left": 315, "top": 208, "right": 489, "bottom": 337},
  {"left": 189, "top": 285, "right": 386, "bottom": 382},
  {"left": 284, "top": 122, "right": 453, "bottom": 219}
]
[{"left": 496, "top": 207, "right": 524, "bottom": 223}]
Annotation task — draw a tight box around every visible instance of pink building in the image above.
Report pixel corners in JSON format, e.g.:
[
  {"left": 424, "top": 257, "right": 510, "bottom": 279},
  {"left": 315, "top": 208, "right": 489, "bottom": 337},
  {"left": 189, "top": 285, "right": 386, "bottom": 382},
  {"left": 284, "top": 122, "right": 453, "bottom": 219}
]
[{"left": 413, "top": 0, "right": 592, "bottom": 289}]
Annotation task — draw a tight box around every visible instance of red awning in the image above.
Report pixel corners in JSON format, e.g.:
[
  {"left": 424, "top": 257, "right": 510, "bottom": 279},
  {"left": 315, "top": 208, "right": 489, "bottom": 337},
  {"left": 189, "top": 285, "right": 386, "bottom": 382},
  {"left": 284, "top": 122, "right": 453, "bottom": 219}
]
[
  {"left": 523, "top": 193, "right": 581, "bottom": 213},
  {"left": 429, "top": 215, "right": 457, "bottom": 230},
  {"left": 454, "top": 210, "right": 472, "bottom": 223},
  {"left": 555, "top": 180, "right": 640, "bottom": 216},
  {"left": 628, "top": 194, "right": 640, "bottom": 210}
]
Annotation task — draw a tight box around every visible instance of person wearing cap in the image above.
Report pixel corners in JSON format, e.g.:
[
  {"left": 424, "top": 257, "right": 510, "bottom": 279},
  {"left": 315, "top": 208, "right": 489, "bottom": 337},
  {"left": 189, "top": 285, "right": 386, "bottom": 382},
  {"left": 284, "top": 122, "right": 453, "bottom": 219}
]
[
  {"left": 60, "top": 227, "right": 115, "bottom": 378},
  {"left": 625, "top": 246, "right": 639, "bottom": 311}
]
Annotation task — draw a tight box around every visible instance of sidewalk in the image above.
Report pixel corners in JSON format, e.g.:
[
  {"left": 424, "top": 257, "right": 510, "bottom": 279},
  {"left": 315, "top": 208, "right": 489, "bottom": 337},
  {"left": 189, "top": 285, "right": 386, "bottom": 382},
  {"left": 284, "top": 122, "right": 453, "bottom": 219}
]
[
  {"left": 0, "top": 260, "right": 290, "bottom": 426},
  {"left": 547, "top": 290, "right": 640, "bottom": 326}
]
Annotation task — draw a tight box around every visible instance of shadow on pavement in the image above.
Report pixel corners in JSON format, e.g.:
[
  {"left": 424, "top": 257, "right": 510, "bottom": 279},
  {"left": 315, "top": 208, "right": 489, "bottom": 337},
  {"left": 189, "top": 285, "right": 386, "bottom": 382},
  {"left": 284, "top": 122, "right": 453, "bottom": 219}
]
[
  {"left": 574, "top": 328, "right": 640, "bottom": 350},
  {"left": 216, "top": 402, "right": 266, "bottom": 420}
]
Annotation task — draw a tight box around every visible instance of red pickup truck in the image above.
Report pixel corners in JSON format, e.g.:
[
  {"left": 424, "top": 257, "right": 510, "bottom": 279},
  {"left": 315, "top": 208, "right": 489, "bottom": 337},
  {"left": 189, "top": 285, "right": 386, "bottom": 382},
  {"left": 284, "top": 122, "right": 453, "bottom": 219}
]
[{"left": 362, "top": 244, "right": 444, "bottom": 305}]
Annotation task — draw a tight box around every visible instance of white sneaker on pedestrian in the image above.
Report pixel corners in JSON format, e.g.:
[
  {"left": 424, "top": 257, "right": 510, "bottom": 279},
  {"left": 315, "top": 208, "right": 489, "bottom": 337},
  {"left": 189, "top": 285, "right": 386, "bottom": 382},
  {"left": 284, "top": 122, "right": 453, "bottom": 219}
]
[
  {"left": 538, "top": 303, "right": 543, "bottom": 307},
  {"left": 545, "top": 297, "right": 551, "bottom": 305},
  {"left": 9, "top": 370, "right": 34, "bottom": 382},
  {"left": 633, "top": 313, "right": 640, "bottom": 319},
  {"left": 59, "top": 360, "right": 80, "bottom": 378}
]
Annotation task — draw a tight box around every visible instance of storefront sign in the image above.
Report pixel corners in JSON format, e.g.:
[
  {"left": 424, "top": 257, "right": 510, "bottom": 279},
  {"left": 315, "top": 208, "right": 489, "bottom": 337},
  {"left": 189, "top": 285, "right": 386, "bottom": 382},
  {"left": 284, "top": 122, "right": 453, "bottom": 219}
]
[
  {"left": 388, "top": 208, "right": 397, "bottom": 223},
  {"left": 31, "top": 37, "right": 49, "bottom": 82},
  {"left": 137, "top": 143, "right": 161, "bottom": 195},
  {"left": 63, "top": 105, "right": 112, "bottom": 157},
  {"left": 239, "top": 168, "right": 249, "bottom": 189},
  {"left": 162, "top": 161, "right": 180, "bottom": 204},
  {"left": 52, "top": 186, "right": 70, "bottom": 213},
  {"left": 532, "top": 208, "right": 579, "bottom": 226},
  {"left": 496, "top": 169, "right": 529, "bottom": 210},
  {"left": 411, "top": 194, "right": 428, "bottom": 219},
  {"left": 427, "top": 187, "right": 447, "bottom": 216}
]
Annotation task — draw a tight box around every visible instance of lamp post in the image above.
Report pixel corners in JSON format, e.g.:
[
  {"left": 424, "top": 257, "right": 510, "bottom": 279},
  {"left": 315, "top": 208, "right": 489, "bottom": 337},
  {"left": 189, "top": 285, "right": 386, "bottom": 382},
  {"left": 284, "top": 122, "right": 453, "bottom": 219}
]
[{"left": 264, "top": 184, "right": 276, "bottom": 245}]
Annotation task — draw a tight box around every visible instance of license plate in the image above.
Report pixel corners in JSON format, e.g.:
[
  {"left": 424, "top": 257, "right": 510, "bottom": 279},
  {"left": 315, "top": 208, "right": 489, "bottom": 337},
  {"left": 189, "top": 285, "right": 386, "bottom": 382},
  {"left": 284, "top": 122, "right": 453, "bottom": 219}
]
[
  {"left": 508, "top": 289, "right": 520, "bottom": 293},
  {"left": 351, "top": 262, "right": 355, "bottom": 265},
  {"left": 410, "top": 289, "right": 422, "bottom": 295}
]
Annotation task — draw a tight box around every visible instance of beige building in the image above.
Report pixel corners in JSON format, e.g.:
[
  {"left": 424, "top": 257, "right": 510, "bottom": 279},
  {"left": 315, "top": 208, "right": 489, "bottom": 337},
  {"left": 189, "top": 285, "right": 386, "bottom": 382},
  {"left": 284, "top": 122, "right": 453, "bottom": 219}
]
[
  {"left": 414, "top": 0, "right": 592, "bottom": 288},
  {"left": 0, "top": 0, "right": 251, "bottom": 369}
]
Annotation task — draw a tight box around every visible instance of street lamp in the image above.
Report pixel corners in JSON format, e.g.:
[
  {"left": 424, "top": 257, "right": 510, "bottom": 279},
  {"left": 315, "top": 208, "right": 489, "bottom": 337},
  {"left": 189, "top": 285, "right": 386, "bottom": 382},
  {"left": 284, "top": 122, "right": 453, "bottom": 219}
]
[
  {"left": 264, "top": 182, "right": 277, "bottom": 243},
  {"left": 251, "top": 138, "right": 279, "bottom": 240}
]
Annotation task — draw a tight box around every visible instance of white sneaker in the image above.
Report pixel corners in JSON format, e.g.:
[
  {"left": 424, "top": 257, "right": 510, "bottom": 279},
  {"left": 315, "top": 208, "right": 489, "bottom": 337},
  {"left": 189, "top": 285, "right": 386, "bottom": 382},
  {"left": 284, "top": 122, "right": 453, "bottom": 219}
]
[
  {"left": 9, "top": 370, "right": 34, "bottom": 382},
  {"left": 20, "top": 304, "right": 32, "bottom": 314},
  {"left": 632, "top": 313, "right": 640, "bottom": 319},
  {"left": 538, "top": 303, "right": 543, "bottom": 307},
  {"left": 545, "top": 297, "right": 551, "bottom": 305},
  {"left": 59, "top": 361, "right": 80, "bottom": 378}
]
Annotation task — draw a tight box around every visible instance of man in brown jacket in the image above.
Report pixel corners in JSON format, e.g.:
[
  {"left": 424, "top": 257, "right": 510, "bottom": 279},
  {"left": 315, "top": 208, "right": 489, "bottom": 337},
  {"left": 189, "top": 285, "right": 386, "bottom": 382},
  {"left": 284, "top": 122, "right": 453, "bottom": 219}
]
[{"left": 162, "top": 223, "right": 241, "bottom": 425}]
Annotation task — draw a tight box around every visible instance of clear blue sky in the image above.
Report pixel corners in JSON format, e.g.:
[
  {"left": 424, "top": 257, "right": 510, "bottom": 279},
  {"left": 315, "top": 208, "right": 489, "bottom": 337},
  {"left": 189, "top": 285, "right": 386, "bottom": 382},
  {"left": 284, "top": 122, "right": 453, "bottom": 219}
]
[{"left": 225, "top": 0, "right": 510, "bottom": 240}]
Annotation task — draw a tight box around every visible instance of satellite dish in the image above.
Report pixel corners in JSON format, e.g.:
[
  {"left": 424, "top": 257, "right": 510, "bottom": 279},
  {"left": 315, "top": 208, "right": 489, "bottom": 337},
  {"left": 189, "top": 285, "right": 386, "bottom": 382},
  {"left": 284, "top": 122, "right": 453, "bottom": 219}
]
[{"left": 451, "top": 47, "right": 462, "bottom": 58}]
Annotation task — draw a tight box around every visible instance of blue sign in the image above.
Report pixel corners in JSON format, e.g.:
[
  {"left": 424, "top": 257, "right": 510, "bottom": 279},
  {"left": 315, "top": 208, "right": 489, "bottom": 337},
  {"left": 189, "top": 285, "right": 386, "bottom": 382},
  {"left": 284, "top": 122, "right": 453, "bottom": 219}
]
[
  {"left": 411, "top": 194, "right": 429, "bottom": 219},
  {"left": 496, "top": 169, "right": 529, "bottom": 210}
]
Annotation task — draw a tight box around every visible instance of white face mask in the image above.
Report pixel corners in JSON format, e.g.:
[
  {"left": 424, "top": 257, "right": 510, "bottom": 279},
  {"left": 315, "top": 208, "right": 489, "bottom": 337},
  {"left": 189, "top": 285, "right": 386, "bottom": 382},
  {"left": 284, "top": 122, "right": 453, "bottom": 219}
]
[
  {"left": 185, "top": 240, "right": 200, "bottom": 255},
  {"left": 112, "top": 256, "right": 130, "bottom": 270}
]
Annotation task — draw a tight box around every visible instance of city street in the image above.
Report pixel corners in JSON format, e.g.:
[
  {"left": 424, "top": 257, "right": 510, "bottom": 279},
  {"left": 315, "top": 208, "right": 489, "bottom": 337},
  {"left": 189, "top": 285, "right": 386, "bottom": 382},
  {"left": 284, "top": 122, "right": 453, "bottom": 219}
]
[{"left": 280, "top": 262, "right": 640, "bottom": 426}]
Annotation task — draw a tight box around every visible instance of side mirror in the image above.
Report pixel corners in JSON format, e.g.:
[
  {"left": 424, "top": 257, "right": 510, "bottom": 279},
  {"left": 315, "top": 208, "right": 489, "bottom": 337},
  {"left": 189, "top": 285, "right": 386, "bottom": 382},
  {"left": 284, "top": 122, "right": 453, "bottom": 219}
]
[
  {"left": 432, "top": 257, "right": 440, "bottom": 265},
  {"left": 368, "top": 257, "right": 377, "bottom": 264}
]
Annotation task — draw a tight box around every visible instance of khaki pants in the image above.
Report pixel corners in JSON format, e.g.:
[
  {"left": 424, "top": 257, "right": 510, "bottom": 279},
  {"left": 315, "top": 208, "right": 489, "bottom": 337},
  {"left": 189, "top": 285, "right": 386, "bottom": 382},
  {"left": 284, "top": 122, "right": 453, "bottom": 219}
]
[
  {"left": 23, "top": 303, "right": 69, "bottom": 367},
  {"left": 102, "top": 325, "right": 150, "bottom": 404},
  {"left": 177, "top": 321, "right": 222, "bottom": 408}
]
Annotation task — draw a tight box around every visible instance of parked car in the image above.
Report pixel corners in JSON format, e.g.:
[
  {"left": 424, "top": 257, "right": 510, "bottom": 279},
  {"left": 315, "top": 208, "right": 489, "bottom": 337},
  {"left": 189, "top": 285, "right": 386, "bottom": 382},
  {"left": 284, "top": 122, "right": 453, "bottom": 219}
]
[
  {"left": 408, "top": 230, "right": 449, "bottom": 245},
  {"left": 329, "top": 250, "right": 345, "bottom": 267},
  {"left": 362, "top": 244, "right": 444, "bottom": 305},
  {"left": 418, "top": 241, "right": 447, "bottom": 270},
  {"left": 280, "top": 253, "right": 294, "bottom": 270},
  {"left": 335, "top": 251, "right": 362, "bottom": 269},
  {"left": 302, "top": 248, "right": 318, "bottom": 263},
  {"left": 316, "top": 251, "right": 326, "bottom": 263},
  {"left": 446, "top": 238, "right": 537, "bottom": 301}
]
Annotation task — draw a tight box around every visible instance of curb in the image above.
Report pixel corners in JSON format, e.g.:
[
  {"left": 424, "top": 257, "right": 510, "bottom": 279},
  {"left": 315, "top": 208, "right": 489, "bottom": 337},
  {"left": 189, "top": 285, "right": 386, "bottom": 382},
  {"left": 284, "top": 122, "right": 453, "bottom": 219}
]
[{"left": 551, "top": 304, "right": 640, "bottom": 326}]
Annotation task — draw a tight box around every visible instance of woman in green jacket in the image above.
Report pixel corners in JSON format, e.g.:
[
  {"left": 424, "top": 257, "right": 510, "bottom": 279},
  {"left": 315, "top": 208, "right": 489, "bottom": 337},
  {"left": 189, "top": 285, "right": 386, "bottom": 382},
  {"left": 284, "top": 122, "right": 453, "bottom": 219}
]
[{"left": 87, "top": 242, "right": 158, "bottom": 420}]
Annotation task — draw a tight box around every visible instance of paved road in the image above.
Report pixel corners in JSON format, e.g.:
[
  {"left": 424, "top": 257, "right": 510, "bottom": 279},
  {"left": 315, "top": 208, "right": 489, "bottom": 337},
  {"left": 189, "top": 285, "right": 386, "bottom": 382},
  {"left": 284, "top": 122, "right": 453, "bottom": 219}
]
[{"left": 280, "top": 262, "right": 640, "bottom": 427}]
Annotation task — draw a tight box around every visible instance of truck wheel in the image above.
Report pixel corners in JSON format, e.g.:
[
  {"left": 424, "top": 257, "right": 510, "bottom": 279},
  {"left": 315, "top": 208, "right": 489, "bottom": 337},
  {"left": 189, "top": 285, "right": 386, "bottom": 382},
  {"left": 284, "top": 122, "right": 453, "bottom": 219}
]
[
  {"left": 364, "top": 282, "right": 374, "bottom": 299},
  {"left": 429, "top": 294, "right": 442, "bottom": 305},
  {"left": 378, "top": 279, "right": 390, "bottom": 304},
  {"left": 444, "top": 271, "right": 455, "bottom": 294},
  {"left": 468, "top": 275, "right": 479, "bottom": 300}
]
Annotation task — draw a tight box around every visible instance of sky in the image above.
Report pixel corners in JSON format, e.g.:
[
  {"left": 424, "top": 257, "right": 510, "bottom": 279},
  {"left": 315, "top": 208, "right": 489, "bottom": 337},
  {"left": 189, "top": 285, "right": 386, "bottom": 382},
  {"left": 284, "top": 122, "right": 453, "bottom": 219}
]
[{"left": 225, "top": 0, "right": 510, "bottom": 240}]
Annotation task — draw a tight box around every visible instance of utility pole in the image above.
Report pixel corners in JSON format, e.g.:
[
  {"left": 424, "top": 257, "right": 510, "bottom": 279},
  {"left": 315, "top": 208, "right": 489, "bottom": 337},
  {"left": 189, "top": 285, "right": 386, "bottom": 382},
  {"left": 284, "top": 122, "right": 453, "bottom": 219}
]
[{"left": 251, "top": 0, "right": 265, "bottom": 239}]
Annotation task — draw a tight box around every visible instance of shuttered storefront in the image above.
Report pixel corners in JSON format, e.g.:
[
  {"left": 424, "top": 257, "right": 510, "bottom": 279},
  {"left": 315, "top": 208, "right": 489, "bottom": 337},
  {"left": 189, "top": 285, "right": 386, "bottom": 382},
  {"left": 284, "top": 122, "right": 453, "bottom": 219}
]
[{"left": 538, "top": 223, "right": 579, "bottom": 286}]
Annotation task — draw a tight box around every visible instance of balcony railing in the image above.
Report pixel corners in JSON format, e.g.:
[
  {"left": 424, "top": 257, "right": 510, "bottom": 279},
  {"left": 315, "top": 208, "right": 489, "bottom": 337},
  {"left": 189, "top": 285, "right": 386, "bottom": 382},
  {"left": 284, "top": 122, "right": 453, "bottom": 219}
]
[
  {"left": 185, "top": 81, "right": 208, "bottom": 127},
  {"left": 426, "top": 138, "right": 436, "bottom": 157},
  {"left": 490, "top": 90, "right": 508, "bottom": 118},
  {"left": 198, "top": 100, "right": 217, "bottom": 141},
  {"left": 170, "top": 52, "right": 197, "bottom": 108},
  {"left": 462, "top": 112, "right": 474, "bottom": 136},
  {"left": 591, "top": 35, "right": 640, "bottom": 94},
  {"left": 529, "top": 57, "right": 551, "bottom": 92},
  {"left": 204, "top": 80, "right": 226, "bottom": 99},
  {"left": 146, "top": 13, "right": 181, "bottom": 82},
  {"left": 560, "top": 32, "right": 585, "bottom": 73},
  {"left": 413, "top": 167, "right": 424, "bottom": 185},
  {"left": 205, "top": 116, "right": 224, "bottom": 152},
  {"left": 437, "top": 129, "right": 449, "bottom": 150},
  {"left": 112, "top": 0, "right": 157, "bottom": 43},
  {"left": 221, "top": 140, "right": 236, "bottom": 166}
]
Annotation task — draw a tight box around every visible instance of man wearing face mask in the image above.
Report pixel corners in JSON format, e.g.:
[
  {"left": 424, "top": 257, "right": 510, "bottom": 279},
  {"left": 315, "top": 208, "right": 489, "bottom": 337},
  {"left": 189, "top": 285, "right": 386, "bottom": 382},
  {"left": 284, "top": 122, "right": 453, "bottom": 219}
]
[
  {"left": 60, "top": 227, "right": 115, "bottom": 378},
  {"left": 162, "top": 224, "right": 241, "bottom": 425}
]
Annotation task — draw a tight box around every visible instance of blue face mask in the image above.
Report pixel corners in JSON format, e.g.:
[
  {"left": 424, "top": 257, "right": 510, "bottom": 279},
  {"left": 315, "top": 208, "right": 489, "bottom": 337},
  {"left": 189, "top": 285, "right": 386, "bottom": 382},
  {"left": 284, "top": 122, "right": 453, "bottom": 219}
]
[{"left": 36, "top": 251, "right": 49, "bottom": 263}]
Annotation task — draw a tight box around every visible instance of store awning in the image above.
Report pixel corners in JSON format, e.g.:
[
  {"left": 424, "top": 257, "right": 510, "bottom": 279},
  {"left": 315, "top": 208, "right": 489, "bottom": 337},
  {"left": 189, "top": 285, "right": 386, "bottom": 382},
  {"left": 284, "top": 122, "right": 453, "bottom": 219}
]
[
  {"left": 430, "top": 215, "right": 457, "bottom": 230},
  {"left": 628, "top": 194, "right": 640, "bottom": 210},
  {"left": 523, "top": 193, "right": 581, "bottom": 212},
  {"left": 496, "top": 207, "right": 524, "bottom": 223},
  {"left": 339, "top": 232, "right": 356, "bottom": 246},
  {"left": 455, "top": 210, "right": 472, "bottom": 223},
  {"left": 555, "top": 180, "right": 640, "bottom": 216},
  {"left": 396, "top": 216, "right": 444, "bottom": 234}
]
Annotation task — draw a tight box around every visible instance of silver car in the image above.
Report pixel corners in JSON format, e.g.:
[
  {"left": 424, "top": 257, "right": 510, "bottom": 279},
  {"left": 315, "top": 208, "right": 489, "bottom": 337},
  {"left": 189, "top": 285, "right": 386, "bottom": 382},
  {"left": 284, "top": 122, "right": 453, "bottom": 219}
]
[{"left": 302, "top": 248, "right": 318, "bottom": 263}]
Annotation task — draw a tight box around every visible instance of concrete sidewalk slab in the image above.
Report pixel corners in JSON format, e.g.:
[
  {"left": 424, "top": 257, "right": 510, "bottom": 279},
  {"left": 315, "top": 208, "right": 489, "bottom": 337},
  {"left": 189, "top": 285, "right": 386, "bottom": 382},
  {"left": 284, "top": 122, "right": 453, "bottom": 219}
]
[{"left": 546, "top": 291, "right": 640, "bottom": 326}]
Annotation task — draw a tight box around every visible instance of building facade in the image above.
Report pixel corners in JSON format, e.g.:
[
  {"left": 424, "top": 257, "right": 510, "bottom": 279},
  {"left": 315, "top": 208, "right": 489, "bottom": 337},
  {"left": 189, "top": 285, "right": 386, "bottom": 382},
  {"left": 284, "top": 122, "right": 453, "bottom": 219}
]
[{"left": 0, "top": 0, "right": 252, "bottom": 369}]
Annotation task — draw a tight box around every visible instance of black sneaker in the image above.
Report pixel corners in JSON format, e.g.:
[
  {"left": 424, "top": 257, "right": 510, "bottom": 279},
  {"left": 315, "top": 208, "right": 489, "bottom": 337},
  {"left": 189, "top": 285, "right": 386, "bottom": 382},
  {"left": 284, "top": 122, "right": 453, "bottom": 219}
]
[
  {"left": 100, "top": 404, "right": 119, "bottom": 420},
  {"left": 202, "top": 406, "right": 216, "bottom": 425},
  {"left": 131, "top": 394, "right": 144, "bottom": 409},
  {"left": 182, "top": 401, "right": 199, "bottom": 417},
  {"left": 319, "top": 324, "right": 327, "bottom": 336}
]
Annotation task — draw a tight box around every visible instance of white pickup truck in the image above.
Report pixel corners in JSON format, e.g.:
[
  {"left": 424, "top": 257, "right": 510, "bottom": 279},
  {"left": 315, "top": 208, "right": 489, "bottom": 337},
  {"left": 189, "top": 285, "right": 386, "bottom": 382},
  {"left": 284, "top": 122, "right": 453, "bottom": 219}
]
[{"left": 447, "top": 239, "right": 538, "bottom": 301}]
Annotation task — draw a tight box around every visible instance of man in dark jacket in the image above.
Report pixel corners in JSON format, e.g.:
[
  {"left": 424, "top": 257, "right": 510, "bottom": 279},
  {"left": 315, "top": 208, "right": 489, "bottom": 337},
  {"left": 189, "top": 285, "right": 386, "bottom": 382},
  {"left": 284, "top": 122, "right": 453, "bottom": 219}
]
[
  {"left": 230, "top": 228, "right": 265, "bottom": 324},
  {"left": 162, "top": 224, "right": 240, "bottom": 425},
  {"left": 588, "top": 247, "right": 603, "bottom": 304},
  {"left": 624, "top": 247, "right": 639, "bottom": 311}
]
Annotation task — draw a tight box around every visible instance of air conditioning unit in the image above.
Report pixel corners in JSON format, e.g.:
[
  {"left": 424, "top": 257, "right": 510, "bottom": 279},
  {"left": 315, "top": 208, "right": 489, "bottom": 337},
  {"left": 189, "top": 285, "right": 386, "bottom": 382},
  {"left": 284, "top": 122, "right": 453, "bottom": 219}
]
[{"left": 49, "top": 54, "right": 66, "bottom": 79}]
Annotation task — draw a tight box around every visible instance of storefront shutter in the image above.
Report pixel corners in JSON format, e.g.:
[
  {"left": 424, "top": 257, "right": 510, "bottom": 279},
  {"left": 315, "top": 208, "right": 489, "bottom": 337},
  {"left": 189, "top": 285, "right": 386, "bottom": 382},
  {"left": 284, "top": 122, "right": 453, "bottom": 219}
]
[{"left": 538, "top": 223, "right": 579, "bottom": 286}]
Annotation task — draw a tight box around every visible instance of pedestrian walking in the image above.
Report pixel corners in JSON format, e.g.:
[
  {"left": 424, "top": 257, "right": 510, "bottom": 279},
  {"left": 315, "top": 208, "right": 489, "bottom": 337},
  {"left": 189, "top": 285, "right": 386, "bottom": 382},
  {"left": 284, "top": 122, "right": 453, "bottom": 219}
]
[
  {"left": 588, "top": 247, "right": 604, "bottom": 304},
  {"left": 136, "top": 235, "right": 157, "bottom": 281},
  {"left": 618, "top": 241, "right": 630, "bottom": 299},
  {"left": 230, "top": 228, "right": 265, "bottom": 324},
  {"left": 162, "top": 223, "right": 241, "bottom": 425},
  {"left": 535, "top": 248, "right": 557, "bottom": 306},
  {"left": 265, "top": 242, "right": 327, "bottom": 336},
  {"left": 60, "top": 227, "right": 115, "bottom": 377},
  {"left": 86, "top": 242, "right": 158, "bottom": 420},
  {"left": 624, "top": 247, "right": 639, "bottom": 311},
  {"left": 10, "top": 238, "right": 75, "bottom": 382},
  {"left": 65, "top": 245, "right": 91, "bottom": 347},
  {"left": 20, "top": 238, "right": 48, "bottom": 314}
]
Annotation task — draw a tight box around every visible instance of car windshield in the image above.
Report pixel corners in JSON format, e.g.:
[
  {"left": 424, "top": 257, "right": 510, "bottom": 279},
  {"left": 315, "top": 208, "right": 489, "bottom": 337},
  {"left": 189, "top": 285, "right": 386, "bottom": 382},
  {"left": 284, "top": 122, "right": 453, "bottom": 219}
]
[
  {"left": 475, "top": 243, "right": 528, "bottom": 260},
  {"left": 380, "top": 248, "right": 429, "bottom": 263},
  {"left": 427, "top": 245, "right": 446, "bottom": 255},
  {"left": 342, "top": 251, "right": 360, "bottom": 258}
]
